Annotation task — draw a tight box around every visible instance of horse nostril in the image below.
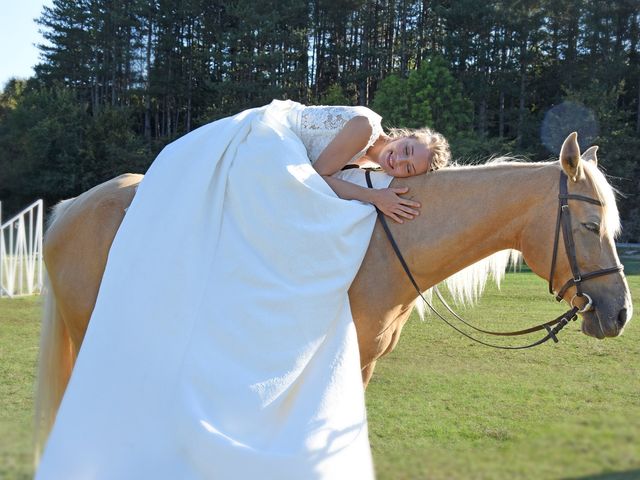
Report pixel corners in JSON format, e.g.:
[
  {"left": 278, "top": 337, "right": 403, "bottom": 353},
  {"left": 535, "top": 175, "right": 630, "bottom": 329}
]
[{"left": 617, "top": 308, "right": 628, "bottom": 329}]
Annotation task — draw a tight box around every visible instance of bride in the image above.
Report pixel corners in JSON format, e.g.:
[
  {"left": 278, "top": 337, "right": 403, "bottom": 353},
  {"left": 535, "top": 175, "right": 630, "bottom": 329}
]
[
  {"left": 36, "top": 100, "right": 449, "bottom": 480},
  {"left": 296, "top": 104, "right": 449, "bottom": 223}
]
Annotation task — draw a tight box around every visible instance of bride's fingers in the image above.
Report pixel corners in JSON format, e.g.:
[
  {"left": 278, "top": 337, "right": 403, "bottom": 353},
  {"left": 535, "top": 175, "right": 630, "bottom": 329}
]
[
  {"left": 387, "top": 211, "right": 404, "bottom": 224},
  {"left": 399, "top": 206, "right": 419, "bottom": 216},
  {"left": 400, "top": 199, "right": 421, "bottom": 208},
  {"left": 395, "top": 209, "right": 415, "bottom": 219}
]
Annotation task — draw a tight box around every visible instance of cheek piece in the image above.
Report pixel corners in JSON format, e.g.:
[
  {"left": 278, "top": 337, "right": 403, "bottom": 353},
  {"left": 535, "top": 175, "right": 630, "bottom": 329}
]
[{"left": 548, "top": 172, "right": 624, "bottom": 306}]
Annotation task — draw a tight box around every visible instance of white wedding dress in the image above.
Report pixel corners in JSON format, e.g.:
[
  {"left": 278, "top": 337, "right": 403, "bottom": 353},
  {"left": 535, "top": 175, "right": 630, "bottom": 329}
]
[{"left": 36, "top": 100, "right": 393, "bottom": 479}]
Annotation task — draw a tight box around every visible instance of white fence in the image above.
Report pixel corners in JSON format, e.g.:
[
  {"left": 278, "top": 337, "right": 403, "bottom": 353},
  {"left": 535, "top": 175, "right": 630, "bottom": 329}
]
[{"left": 0, "top": 200, "right": 44, "bottom": 297}]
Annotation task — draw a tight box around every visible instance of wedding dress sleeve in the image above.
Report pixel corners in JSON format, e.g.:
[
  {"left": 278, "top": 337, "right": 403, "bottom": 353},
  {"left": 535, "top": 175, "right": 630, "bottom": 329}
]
[{"left": 289, "top": 105, "right": 384, "bottom": 165}]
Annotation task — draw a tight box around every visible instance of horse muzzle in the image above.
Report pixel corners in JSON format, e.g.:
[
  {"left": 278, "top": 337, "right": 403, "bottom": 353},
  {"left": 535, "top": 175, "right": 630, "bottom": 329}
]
[{"left": 580, "top": 293, "right": 632, "bottom": 339}]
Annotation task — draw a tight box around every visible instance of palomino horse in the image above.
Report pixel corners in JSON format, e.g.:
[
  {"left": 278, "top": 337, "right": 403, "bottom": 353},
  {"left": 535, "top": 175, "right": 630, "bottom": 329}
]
[{"left": 35, "top": 133, "right": 632, "bottom": 457}]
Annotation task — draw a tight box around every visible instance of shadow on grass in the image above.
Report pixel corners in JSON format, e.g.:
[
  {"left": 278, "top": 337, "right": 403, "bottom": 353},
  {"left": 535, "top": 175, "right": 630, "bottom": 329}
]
[{"left": 564, "top": 470, "right": 640, "bottom": 480}]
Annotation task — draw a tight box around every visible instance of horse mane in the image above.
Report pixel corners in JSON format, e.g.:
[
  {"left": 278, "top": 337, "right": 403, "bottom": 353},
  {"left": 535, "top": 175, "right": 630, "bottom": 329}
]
[
  {"left": 581, "top": 160, "right": 621, "bottom": 238},
  {"left": 414, "top": 249, "right": 522, "bottom": 319},
  {"left": 446, "top": 155, "right": 529, "bottom": 169},
  {"left": 414, "top": 155, "right": 621, "bottom": 319},
  {"left": 47, "top": 199, "right": 75, "bottom": 230}
]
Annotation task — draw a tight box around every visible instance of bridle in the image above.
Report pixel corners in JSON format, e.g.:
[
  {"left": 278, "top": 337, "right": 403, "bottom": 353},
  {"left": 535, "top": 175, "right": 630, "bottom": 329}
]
[
  {"left": 548, "top": 171, "right": 624, "bottom": 310},
  {"left": 363, "top": 169, "right": 624, "bottom": 349}
]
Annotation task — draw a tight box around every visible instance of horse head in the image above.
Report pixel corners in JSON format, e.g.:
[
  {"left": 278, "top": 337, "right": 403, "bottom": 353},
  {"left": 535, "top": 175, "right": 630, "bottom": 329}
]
[{"left": 521, "top": 132, "right": 632, "bottom": 339}]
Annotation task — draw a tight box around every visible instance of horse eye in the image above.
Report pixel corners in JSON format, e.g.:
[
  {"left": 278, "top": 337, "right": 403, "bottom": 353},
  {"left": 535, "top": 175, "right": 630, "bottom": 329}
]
[{"left": 582, "top": 222, "right": 600, "bottom": 233}]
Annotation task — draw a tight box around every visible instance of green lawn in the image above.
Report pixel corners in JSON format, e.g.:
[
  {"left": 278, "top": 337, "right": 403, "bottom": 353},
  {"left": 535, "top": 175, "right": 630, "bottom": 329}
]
[
  {"left": 1, "top": 269, "right": 638, "bottom": 479},
  {"left": 0, "top": 296, "right": 41, "bottom": 480},
  {"left": 368, "top": 270, "right": 640, "bottom": 480}
]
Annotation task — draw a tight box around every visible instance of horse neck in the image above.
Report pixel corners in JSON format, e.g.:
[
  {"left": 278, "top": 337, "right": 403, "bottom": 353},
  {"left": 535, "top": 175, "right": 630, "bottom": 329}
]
[{"left": 373, "top": 162, "right": 559, "bottom": 304}]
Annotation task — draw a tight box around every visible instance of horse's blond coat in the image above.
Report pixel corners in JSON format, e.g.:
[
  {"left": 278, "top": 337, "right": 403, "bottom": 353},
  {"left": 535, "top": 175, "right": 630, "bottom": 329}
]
[{"left": 34, "top": 134, "right": 632, "bottom": 464}]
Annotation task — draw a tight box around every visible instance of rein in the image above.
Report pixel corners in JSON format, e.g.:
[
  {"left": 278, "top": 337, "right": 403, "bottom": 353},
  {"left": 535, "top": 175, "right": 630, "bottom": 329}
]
[{"left": 363, "top": 169, "right": 624, "bottom": 349}]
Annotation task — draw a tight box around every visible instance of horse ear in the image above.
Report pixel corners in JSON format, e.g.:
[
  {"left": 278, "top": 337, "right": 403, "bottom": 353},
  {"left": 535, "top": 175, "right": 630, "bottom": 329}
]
[
  {"left": 560, "top": 132, "right": 582, "bottom": 181},
  {"left": 582, "top": 145, "right": 598, "bottom": 165}
]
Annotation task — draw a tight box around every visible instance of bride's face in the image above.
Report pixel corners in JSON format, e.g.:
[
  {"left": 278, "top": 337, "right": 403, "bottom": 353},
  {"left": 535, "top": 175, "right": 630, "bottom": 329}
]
[{"left": 377, "top": 137, "right": 432, "bottom": 177}]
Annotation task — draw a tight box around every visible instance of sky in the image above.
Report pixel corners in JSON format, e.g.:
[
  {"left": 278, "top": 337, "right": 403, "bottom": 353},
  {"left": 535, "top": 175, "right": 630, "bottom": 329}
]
[{"left": 0, "top": 0, "right": 53, "bottom": 88}]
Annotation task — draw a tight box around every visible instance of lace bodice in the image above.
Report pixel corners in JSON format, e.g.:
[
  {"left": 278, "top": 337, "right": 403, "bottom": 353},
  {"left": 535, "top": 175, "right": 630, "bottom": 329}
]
[{"left": 288, "top": 104, "right": 384, "bottom": 164}]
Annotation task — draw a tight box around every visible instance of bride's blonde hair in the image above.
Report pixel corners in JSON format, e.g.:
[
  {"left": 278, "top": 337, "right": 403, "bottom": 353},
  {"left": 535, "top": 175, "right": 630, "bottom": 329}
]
[{"left": 388, "top": 127, "right": 451, "bottom": 171}]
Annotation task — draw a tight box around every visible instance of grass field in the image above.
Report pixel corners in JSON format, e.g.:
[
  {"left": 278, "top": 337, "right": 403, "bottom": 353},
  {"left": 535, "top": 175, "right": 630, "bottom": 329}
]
[{"left": 1, "top": 268, "right": 638, "bottom": 479}]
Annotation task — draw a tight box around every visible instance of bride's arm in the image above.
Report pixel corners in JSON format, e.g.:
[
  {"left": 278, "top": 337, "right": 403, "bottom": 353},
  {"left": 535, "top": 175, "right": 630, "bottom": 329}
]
[
  {"left": 313, "top": 116, "right": 373, "bottom": 176},
  {"left": 312, "top": 116, "right": 420, "bottom": 223},
  {"left": 321, "top": 175, "right": 419, "bottom": 223}
]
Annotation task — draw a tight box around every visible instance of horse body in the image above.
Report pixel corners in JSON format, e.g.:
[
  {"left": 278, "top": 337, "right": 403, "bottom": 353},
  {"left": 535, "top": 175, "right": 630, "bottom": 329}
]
[{"left": 35, "top": 134, "right": 632, "bottom": 458}]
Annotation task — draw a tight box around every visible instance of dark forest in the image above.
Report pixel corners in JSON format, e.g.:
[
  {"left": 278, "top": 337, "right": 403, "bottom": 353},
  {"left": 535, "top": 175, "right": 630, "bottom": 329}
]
[{"left": 1, "top": 0, "right": 638, "bottom": 238}]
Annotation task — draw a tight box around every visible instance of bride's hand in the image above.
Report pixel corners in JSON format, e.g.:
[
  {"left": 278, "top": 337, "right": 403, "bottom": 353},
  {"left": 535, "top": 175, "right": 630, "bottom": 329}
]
[{"left": 371, "top": 187, "right": 421, "bottom": 224}]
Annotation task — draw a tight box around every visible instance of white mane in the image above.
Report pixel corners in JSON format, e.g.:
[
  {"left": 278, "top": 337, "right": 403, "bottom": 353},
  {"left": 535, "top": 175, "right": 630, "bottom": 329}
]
[
  {"left": 446, "top": 155, "right": 529, "bottom": 170},
  {"left": 582, "top": 160, "right": 621, "bottom": 238},
  {"left": 415, "top": 250, "right": 522, "bottom": 319}
]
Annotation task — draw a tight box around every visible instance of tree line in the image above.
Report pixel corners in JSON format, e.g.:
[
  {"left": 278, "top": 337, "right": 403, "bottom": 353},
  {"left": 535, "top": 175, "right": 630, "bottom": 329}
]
[{"left": 1, "top": 0, "right": 639, "bottom": 240}]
